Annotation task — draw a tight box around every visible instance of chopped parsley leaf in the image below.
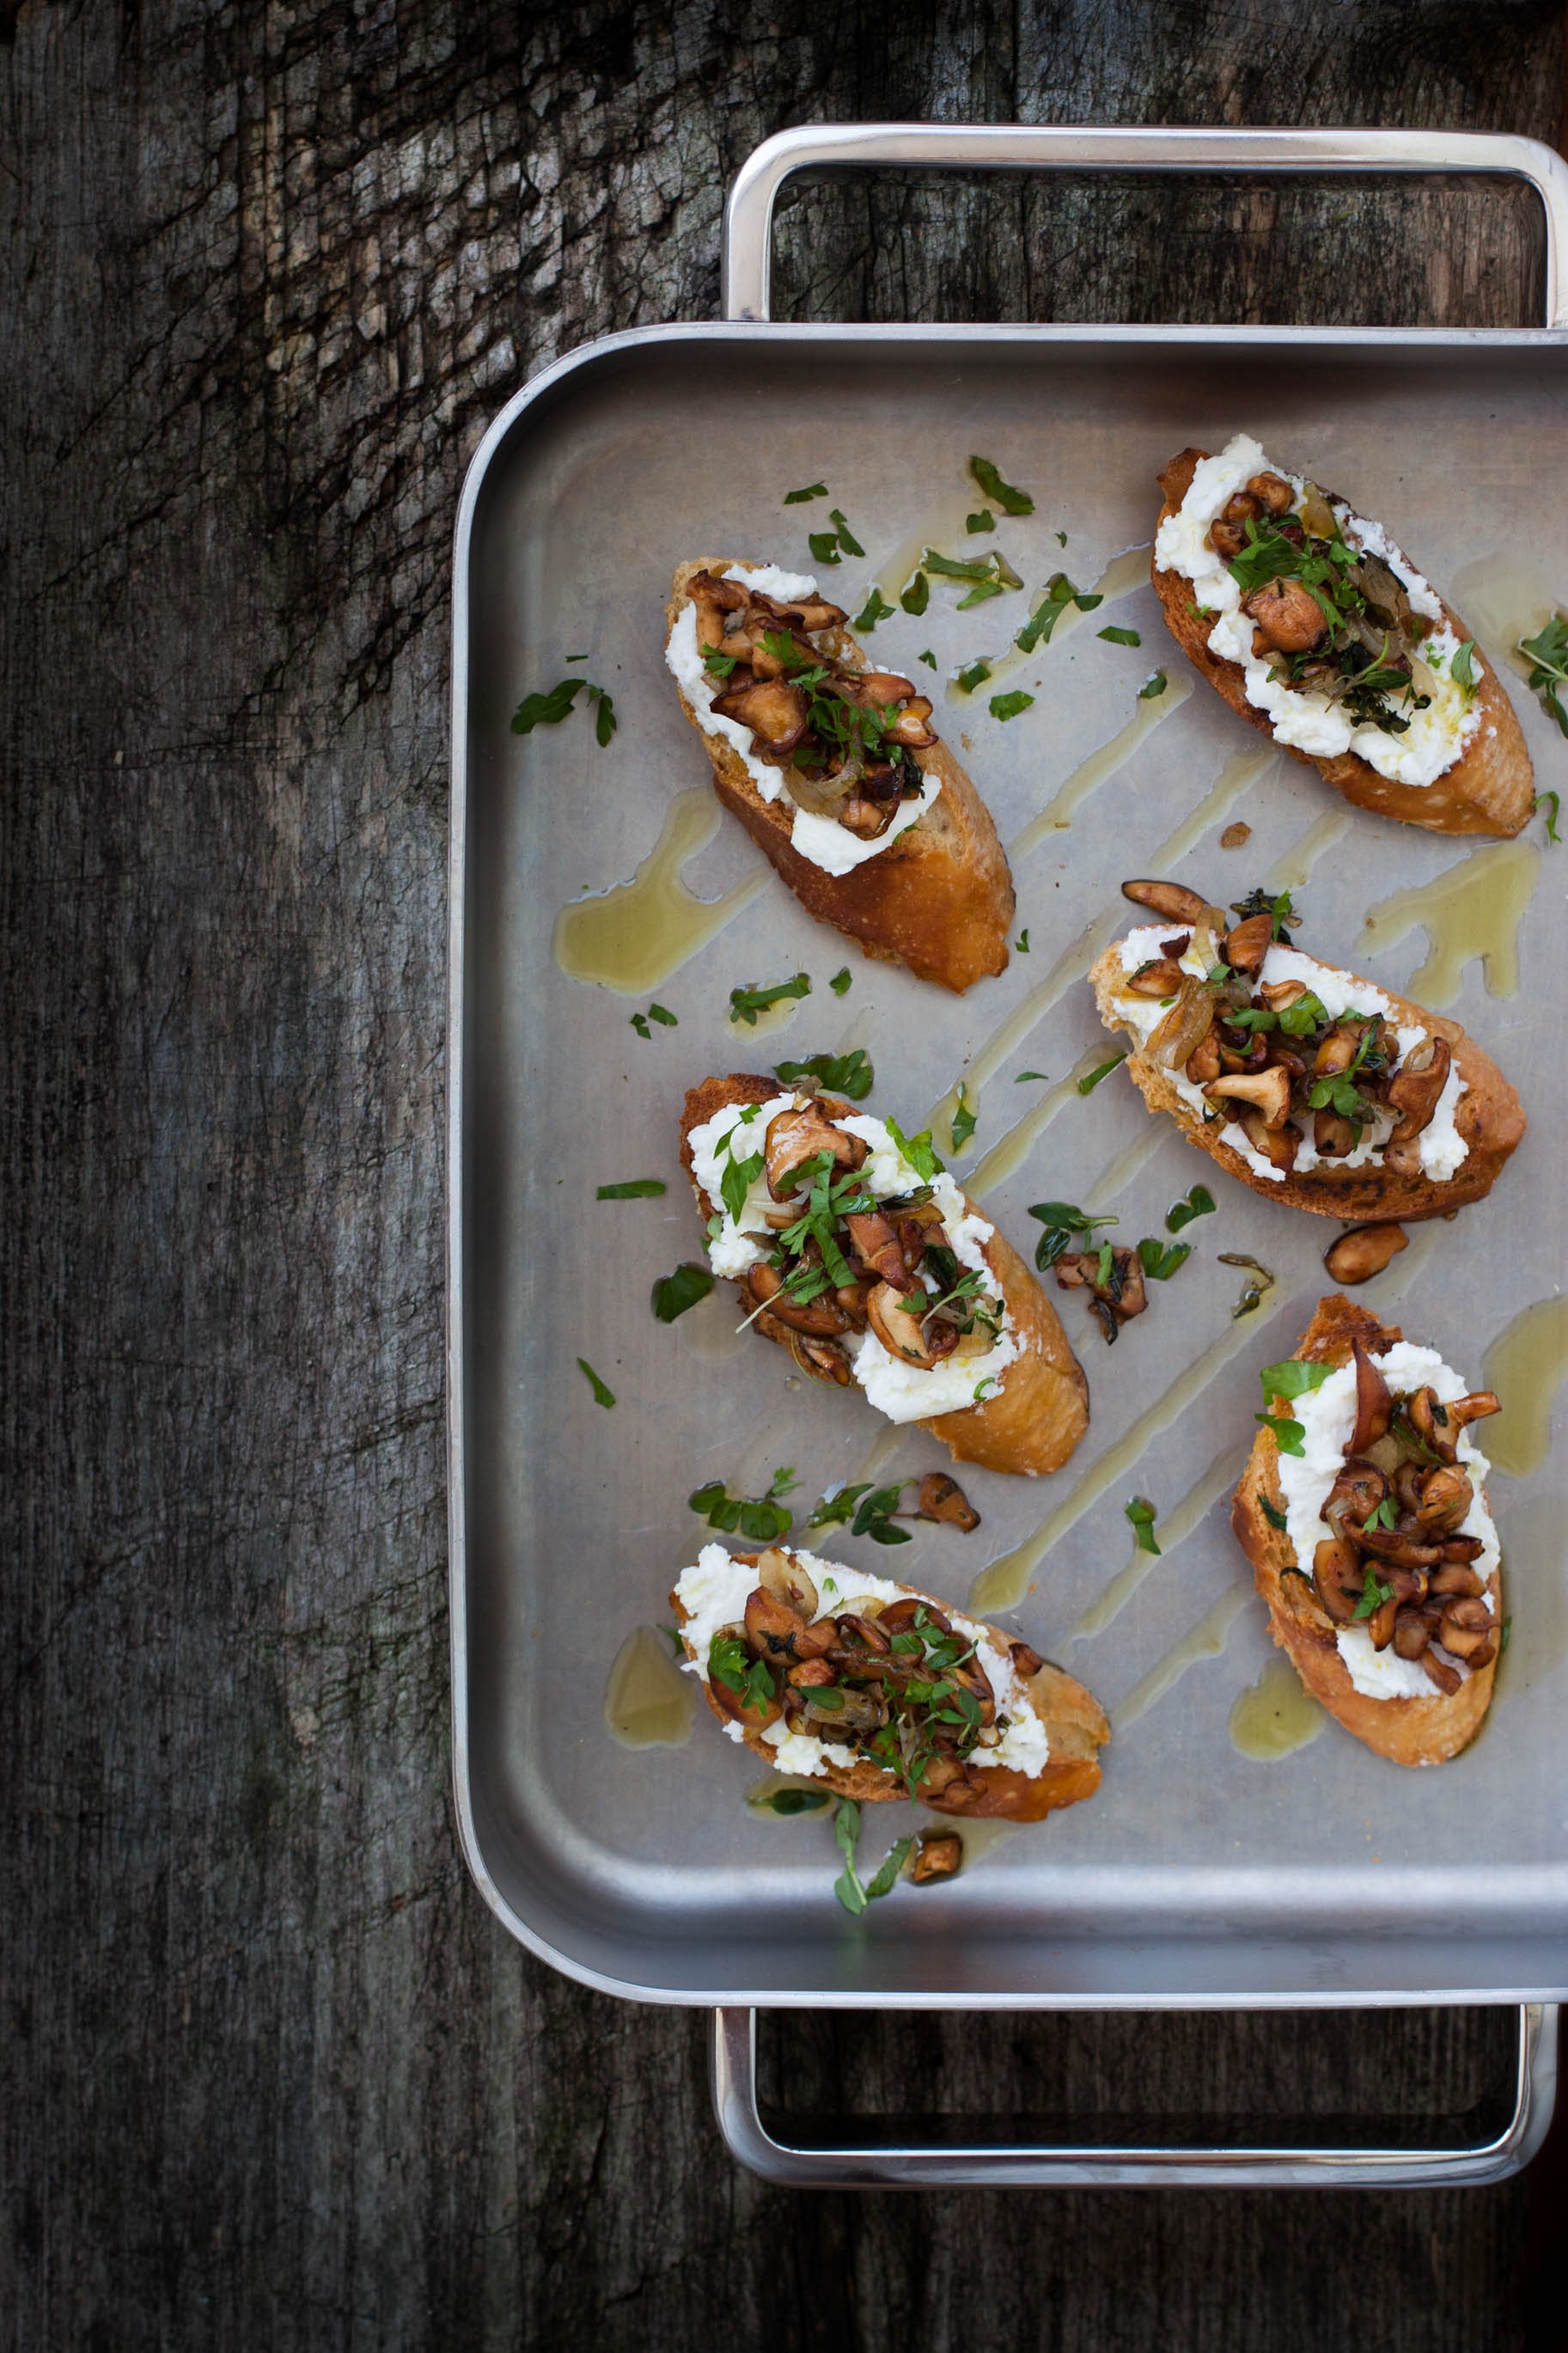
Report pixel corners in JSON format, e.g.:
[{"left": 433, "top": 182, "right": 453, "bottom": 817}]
[
  {"left": 650, "top": 1262, "right": 715, "bottom": 1323},
  {"left": 596, "top": 1178, "right": 666, "bottom": 1200},
  {"left": 853, "top": 588, "right": 895, "bottom": 632},
  {"left": 829, "top": 967, "right": 852, "bottom": 995},
  {"left": 577, "top": 1358, "right": 616, "bottom": 1407},
  {"left": 968, "top": 455, "right": 1034, "bottom": 516},
  {"left": 784, "top": 482, "right": 829, "bottom": 503},
  {"left": 1125, "top": 1495, "right": 1161, "bottom": 1555},
  {"left": 773, "top": 1047, "right": 874, "bottom": 1101},
  {"left": 1077, "top": 1052, "right": 1126, "bottom": 1095},
  {"left": 951, "top": 1083, "right": 977, "bottom": 1151},
  {"left": 900, "top": 571, "right": 930, "bottom": 616},
  {"left": 1166, "top": 1183, "right": 1216, "bottom": 1234},
  {"left": 989, "top": 689, "right": 1034, "bottom": 721},
  {"left": 1098, "top": 625, "right": 1141, "bottom": 646},
  {"left": 1138, "top": 671, "right": 1168, "bottom": 700},
  {"left": 729, "top": 972, "right": 811, "bottom": 1025}
]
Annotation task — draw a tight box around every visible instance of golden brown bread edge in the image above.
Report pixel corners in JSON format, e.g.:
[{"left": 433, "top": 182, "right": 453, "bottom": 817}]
[
  {"left": 671, "top": 1560, "right": 1108, "bottom": 1820},
  {"left": 1088, "top": 938, "right": 1524, "bottom": 1223},
  {"left": 666, "top": 559, "right": 1015, "bottom": 993},
  {"left": 1152, "top": 449, "right": 1534, "bottom": 839},
  {"left": 1231, "top": 1294, "right": 1499, "bottom": 1766},
  {"left": 679, "top": 1074, "right": 1089, "bottom": 1476}
]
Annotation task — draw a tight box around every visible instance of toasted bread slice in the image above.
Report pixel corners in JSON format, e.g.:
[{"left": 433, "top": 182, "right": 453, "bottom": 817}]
[
  {"left": 680, "top": 1073, "right": 1089, "bottom": 1477},
  {"left": 1154, "top": 449, "right": 1534, "bottom": 838},
  {"left": 672, "top": 1550, "right": 1108, "bottom": 1821},
  {"left": 1231, "top": 1296, "right": 1501, "bottom": 1766},
  {"left": 666, "top": 559, "right": 1014, "bottom": 992},
  {"left": 1089, "top": 935, "right": 1523, "bottom": 1222}
]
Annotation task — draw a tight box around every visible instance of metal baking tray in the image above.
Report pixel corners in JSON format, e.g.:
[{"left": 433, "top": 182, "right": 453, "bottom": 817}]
[{"left": 449, "top": 126, "right": 1567, "bottom": 2180}]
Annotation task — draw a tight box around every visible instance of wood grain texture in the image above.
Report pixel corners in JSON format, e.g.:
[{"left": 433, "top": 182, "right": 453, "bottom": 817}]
[{"left": 2, "top": 3, "right": 1563, "bottom": 2348}]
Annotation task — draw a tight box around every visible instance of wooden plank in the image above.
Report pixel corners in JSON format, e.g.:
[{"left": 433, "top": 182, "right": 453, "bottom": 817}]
[{"left": 1, "top": 3, "right": 1561, "bottom": 2346}]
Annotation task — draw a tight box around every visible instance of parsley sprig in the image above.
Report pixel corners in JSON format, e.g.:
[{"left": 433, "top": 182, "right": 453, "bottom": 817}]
[
  {"left": 1519, "top": 615, "right": 1568, "bottom": 736},
  {"left": 688, "top": 1464, "right": 797, "bottom": 1543}
]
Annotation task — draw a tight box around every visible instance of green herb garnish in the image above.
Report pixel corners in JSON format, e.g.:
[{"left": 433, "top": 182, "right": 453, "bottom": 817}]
[
  {"left": 1536, "top": 789, "right": 1562, "bottom": 844},
  {"left": 1077, "top": 1053, "right": 1126, "bottom": 1095},
  {"left": 1166, "top": 1183, "right": 1216, "bottom": 1234},
  {"left": 630, "top": 1013, "right": 650, "bottom": 1040},
  {"left": 808, "top": 1479, "right": 913, "bottom": 1545},
  {"left": 1137, "top": 1237, "right": 1191, "bottom": 1281},
  {"left": 854, "top": 588, "right": 895, "bottom": 631},
  {"left": 650, "top": 1262, "right": 716, "bottom": 1323},
  {"left": 784, "top": 482, "right": 829, "bottom": 504},
  {"left": 577, "top": 1358, "right": 616, "bottom": 1407},
  {"left": 967, "top": 509, "right": 996, "bottom": 535},
  {"left": 968, "top": 455, "right": 1034, "bottom": 516},
  {"left": 1450, "top": 639, "right": 1478, "bottom": 694},
  {"left": 957, "top": 659, "right": 992, "bottom": 693},
  {"left": 1138, "top": 671, "right": 1168, "bottom": 700},
  {"left": 1027, "top": 1200, "right": 1117, "bottom": 1273},
  {"left": 829, "top": 508, "right": 865, "bottom": 558},
  {"left": 990, "top": 689, "right": 1034, "bottom": 721},
  {"left": 688, "top": 1464, "right": 797, "bottom": 1543},
  {"left": 709, "top": 1633, "right": 777, "bottom": 1714},
  {"left": 830, "top": 967, "right": 852, "bottom": 995},
  {"left": 597, "top": 1178, "right": 666, "bottom": 1200},
  {"left": 885, "top": 1115, "right": 944, "bottom": 1182},
  {"left": 649, "top": 1003, "right": 677, "bottom": 1026},
  {"left": 511, "top": 678, "right": 618, "bottom": 744},
  {"left": 1016, "top": 571, "right": 1101, "bottom": 653},
  {"left": 1501, "top": 1615, "right": 1512, "bottom": 1653},
  {"left": 729, "top": 973, "right": 811, "bottom": 1026},
  {"left": 1518, "top": 616, "right": 1568, "bottom": 736},
  {"left": 951, "top": 1084, "right": 977, "bottom": 1151},
  {"left": 808, "top": 532, "right": 842, "bottom": 566},
  {"left": 1352, "top": 1565, "right": 1396, "bottom": 1621},
  {"left": 1016, "top": 928, "right": 1029, "bottom": 953},
  {"left": 1126, "top": 1496, "right": 1161, "bottom": 1555},
  {"left": 1015, "top": 1069, "right": 1049, "bottom": 1082},
  {"left": 1260, "top": 1359, "right": 1335, "bottom": 1405},
  {"left": 773, "top": 1047, "right": 874, "bottom": 1101},
  {"left": 1098, "top": 625, "right": 1141, "bottom": 647},
  {"left": 901, "top": 572, "right": 930, "bottom": 617},
  {"left": 1260, "top": 1497, "right": 1289, "bottom": 1532},
  {"left": 917, "top": 648, "right": 937, "bottom": 669},
  {"left": 760, "top": 1788, "right": 832, "bottom": 1814}
]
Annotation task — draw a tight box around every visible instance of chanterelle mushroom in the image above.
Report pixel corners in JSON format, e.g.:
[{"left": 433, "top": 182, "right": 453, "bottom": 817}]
[
  {"left": 764, "top": 1100, "right": 867, "bottom": 1201},
  {"left": 1205, "top": 1065, "right": 1292, "bottom": 1128}
]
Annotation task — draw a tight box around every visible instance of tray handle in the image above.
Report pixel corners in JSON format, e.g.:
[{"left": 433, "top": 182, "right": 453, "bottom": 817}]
[
  {"left": 722, "top": 122, "right": 1568, "bottom": 329},
  {"left": 711, "top": 2003, "right": 1557, "bottom": 2188}
]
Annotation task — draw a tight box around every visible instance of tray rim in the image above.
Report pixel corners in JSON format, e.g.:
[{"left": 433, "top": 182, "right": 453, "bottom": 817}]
[{"left": 448, "top": 319, "right": 1568, "bottom": 2008}]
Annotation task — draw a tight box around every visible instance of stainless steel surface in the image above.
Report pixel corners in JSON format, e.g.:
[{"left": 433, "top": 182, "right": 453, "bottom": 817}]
[
  {"left": 449, "top": 140, "right": 1568, "bottom": 2016},
  {"left": 711, "top": 2005, "right": 1558, "bottom": 2187},
  {"left": 723, "top": 123, "right": 1568, "bottom": 327}
]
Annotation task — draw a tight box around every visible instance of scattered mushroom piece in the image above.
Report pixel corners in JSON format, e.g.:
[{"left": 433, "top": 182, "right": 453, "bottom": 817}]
[
  {"left": 1054, "top": 1245, "right": 1147, "bottom": 1342},
  {"left": 917, "top": 1472, "right": 981, "bottom": 1532},
  {"left": 1347, "top": 1340, "right": 1394, "bottom": 1455},
  {"left": 1314, "top": 1534, "right": 1363, "bottom": 1622},
  {"left": 1120, "top": 878, "right": 1216, "bottom": 926},
  {"left": 763, "top": 1100, "right": 867, "bottom": 1201},
  {"left": 782, "top": 1329, "right": 853, "bottom": 1386},
  {"left": 711, "top": 675, "right": 808, "bottom": 755},
  {"left": 745, "top": 1261, "right": 851, "bottom": 1336},
  {"left": 1324, "top": 1224, "right": 1408, "bottom": 1286},
  {"left": 910, "top": 1830, "right": 964, "bottom": 1885},
  {"left": 1124, "top": 957, "right": 1188, "bottom": 999},
  {"left": 1221, "top": 911, "right": 1274, "bottom": 974},
  {"left": 844, "top": 1208, "right": 914, "bottom": 1292},
  {"left": 866, "top": 1282, "right": 948, "bottom": 1368}
]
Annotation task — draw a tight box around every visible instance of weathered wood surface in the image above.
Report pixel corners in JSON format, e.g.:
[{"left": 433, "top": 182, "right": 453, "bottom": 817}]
[{"left": 3, "top": 3, "right": 1565, "bottom": 2347}]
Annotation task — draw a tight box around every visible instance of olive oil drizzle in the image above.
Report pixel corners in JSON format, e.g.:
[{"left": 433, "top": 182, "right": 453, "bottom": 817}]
[
  {"left": 603, "top": 1624, "right": 695, "bottom": 1749},
  {"left": 552, "top": 786, "right": 768, "bottom": 993},
  {"left": 1480, "top": 1293, "right": 1568, "bottom": 1478},
  {"left": 1113, "top": 1584, "right": 1254, "bottom": 1729},
  {"left": 1359, "top": 839, "right": 1539, "bottom": 1009},
  {"left": 1008, "top": 675, "right": 1192, "bottom": 860},
  {"left": 1064, "top": 1442, "right": 1248, "bottom": 1647},
  {"left": 949, "top": 542, "right": 1156, "bottom": 704},
  {"left": 1229, "top": 1657, "right": 1326, "bottom": 1761}
]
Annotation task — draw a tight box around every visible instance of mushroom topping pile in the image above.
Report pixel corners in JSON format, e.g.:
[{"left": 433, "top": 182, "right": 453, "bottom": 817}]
[
  {"left": 717, "top": 1093, "right": 1005, "bottom": 1388},
  {"left": 1205, "top": 473, "right": 1437, "bottom": 738},
  {"left": 1118, "top": 880, "right": 1455, "bottom": 1176},
  {"left": 687, "top": 569, "right": 938, "bottom": 840},
  {"left": 1298, "top": 1343, "right": 1502, "bottom": 1696},
  {"left": 704, "top": 1549, "right": 1044, "bottom": 1804}
]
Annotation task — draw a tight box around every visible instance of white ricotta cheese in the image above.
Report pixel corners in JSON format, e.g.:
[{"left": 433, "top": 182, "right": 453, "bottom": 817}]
[
  {"left": 1110, "top": 928, "right": 1468, "bottom": 1184},
  {"left": 671, "top": 1543, "right": 1051, "bottom": 1778},
  {"left": 684, "top": 1097, "right": 1019, "bottom": 1419},
  {"left": 1270, "top": 1342, "right": 1500, "bottom": 1704},
  {"left": 1152, "top": 432, "right": 1483, "bottom": 789},
  {"left": 662, "top": 564, "right": 942, "bottom": 875}
]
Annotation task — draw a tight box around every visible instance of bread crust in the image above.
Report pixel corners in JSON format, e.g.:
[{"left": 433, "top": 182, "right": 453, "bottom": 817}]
[
  {"left": 679, "top": 1074, "right": 1089, "bottom": 1477},
  {"left": 1230, "top": 1294, "right": 1500, "bottom": 1765},
  {"left": 666, "top": 559, "right": 1015, "bottom": 993},
  {"left": 671, "top": 1567, "right": 1108, "bottom": 1821},
  {"left": 1089, "top": 938, "right": 1524, "bottom": 1223},
  {"left": 1153, "top": 449, "right": 1534, "bottom": 839}
]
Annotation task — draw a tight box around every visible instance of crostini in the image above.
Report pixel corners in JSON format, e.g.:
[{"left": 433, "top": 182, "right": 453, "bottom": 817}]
[
  {"left": 665, "top": 559, "right": 1014, "bottom": 992},
  {"left": 1088, "top": 878, "right": 1524, "bottom": 1221},
  {"left": 671, "top": 1542, "right": 1108, "bottom": 1818},
  {"left": 1232, "top": 1295, "right": 1504, "bottom": 1766},
  {"left": 1152, "top": 437, "right": 1533, "bottom": 837},
  {"left": 680, "top": 1073, "right": 1089, "bottom": 1476}
]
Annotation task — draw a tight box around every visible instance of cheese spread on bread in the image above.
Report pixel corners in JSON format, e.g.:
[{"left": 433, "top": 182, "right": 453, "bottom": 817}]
[
  {"left": 686, "top": 1092, "right": 1021, "bottom": 1419},
  {"left": 664, "top": 562, "right": 943, "bottom": 877},
  {"left": 1112, "top": 925, "right": 1467, "bottom": 1185},
  {"left": 1155, "top": 433, "right": 1483, "bottom": 789},
  {"left": 1274, "top": 1342, "right": 1499, "bottom": 1701},
  {"left": 674, "top": 1544, "right": 1051, "bottom": 1776}
]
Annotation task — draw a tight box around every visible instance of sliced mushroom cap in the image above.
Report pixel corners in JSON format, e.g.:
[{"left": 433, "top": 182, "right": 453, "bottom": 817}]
[
  {"left": 1313, "top": 1110, "right": 1360, "bottom": 1158},
  {"left": 744, "top": 1585, "right": 816, "bottom": 1661},
  {"left": 764, "top": 1101, "right": 867, "bottom": 1201},
  {"left": 1421, "top": 1650, "right": 1463, "bottom": 1696},
  {"left": 1247, "top": 471, "right": 1296, "bottom": 514},
  {"left": 855, "top": 670, "right": 918, "bottom": 706},
  {"left": 1324, "top": 1460, "right": 1387, "bottom": 1526},
  {"left": 1124, "top": 957, "right": 1188, "bottom": 999},
  {"left": 1312, "top": 1024, "right": 1362, "bottom": 1078},
  {"left": 711, "top": 676, "right": 808, "bottom": 755},
  {"left": 782, "top": 1329, "right": 853, "bottom": 1387},
  {"left": 747, "top": 586, "right": 847, "bottom": 632},
  {"left": 1205, "top": 1065, "right": 1292, "bottom": 1128},
  {"left": 879, "top": 1596, "right": 951, "bottom": 1639},
  {"left": 1243, "top": 576, "right": 1328, "bottom": 655},
  {"left": 803, "top": 1684, "right": 884, "bottom": 1734},
  {"left": 888, "top": 700, "right": 937, "bottom": 748},
  {"left": 833, "top": 1610, "right": 894, "bottom": 1657},
  {"left": 1402, "top": 1385, "right": 1455, "bottom": 1463},
  {"left": 689, "top": 568, "right": 751, "bottom": 612},
  {"left": 1387, "top": 1036, "right": 1451, "bottom": 1144},
  {"left": 1314, "top": 1534, "right": 1363, "bottom": 1622},
  {"left": 1120, "top": 878, "right": 1218, "bottom": 926},
  {"left": 1352, "top": 1522, "right": 1442, "bottom": 1569},
  {"left": 918, "top": 1471, "right": 981, "bottom": 1531},
  {"left": 866, "top": 1280, "right": 940, "bottom": 1366},
  {"left": 1236, "top": 1107, "right": 1299, "bottom": 1170},
  {"left": 1365, "top": 1592, "right": 1400, "bottom": 1652},
  {"left": 1221, "top": 911, "right": 1274, "bottom": 975},
  {"left": 910, "top": 1830, "right": 964, "bottom": 1885},
  {"left": 1431, "top": 1556, "right": 1485, "bottom": 1592},
  {"left": 844, "top": 1209, "right": 913, "bottom": 1292},
  {"left": 1393, "top": 1607, "right": 1432, "bottom": 1659},
  {"left": 1259, "top": 977, "right": 1309, "bottom": 1011},
  {"left": 745, "top": 1260, "right": 851, "bottom": 1336},
  {"left": 1348, "top": 1341, "right": 1394, "bottom": 1455},
  {"left": 1009, "top": 1638, "right": 1044, "bottom": 1678},
  {"left": 1324, "top": 1224, "right": 1408, "bottom": 1287},
  {"left": 1447, "top": 1390, "right": 1502, "bottom": 1440},
  {"left": 785, "top": 1654, "right": 837, "bottom": 1690},
  {"left": 758, "top": 1549, "right": 819, "bottom": 1619},
  {"left": 1415, "top": 1465, "right": 1473, "bottom": 1531}
]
